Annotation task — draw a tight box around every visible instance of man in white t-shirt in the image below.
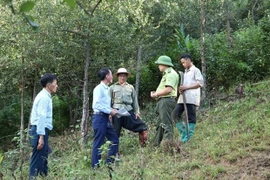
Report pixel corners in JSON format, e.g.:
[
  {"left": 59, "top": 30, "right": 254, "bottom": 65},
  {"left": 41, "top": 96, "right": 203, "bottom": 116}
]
[{"left": 172, "top": 54, "right": 204, "bottom": 143}]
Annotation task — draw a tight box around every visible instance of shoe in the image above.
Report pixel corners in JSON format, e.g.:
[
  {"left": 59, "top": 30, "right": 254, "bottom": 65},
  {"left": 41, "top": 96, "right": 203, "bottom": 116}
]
[
  {"left": 182, "top": 123, "right": 196, "bottom": 143},
  {"left": 176, "top": 122, "right": 186, "bottom": 142},
  {"left": 139, "top": 130, "right": 147, "bottom": 146}
]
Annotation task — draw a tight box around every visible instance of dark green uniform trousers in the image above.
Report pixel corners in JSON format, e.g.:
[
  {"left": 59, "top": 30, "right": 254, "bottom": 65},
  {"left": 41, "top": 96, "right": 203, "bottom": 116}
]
[{"left": 153, "top": 97, "right": 176, "bottom": 146}]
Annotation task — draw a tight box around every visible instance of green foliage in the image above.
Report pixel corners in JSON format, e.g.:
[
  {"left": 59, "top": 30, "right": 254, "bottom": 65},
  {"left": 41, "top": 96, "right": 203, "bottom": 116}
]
[
  {"left": 52, "top": 95, "right": 70, "bottom": 135},
  {"left": 63, "top": 0, "right": 76, "bottom": 9},
  {"left": 1, "top": 3, "right": 270, "bottom": 178},
  {"left": 19, "top": 1, "right": 35, "bottom": 13},
  {"left": 24, "top": 14, "right": 39, "bottom": 30},
  {"left": 174, "top": 24, "right": 193, "bottom": 54},
  {"left": 0, "top": 153, "right": 3, "bottom": 164},
  {"left": 1, "top": 79, "right": 270, "bottom": 179}
]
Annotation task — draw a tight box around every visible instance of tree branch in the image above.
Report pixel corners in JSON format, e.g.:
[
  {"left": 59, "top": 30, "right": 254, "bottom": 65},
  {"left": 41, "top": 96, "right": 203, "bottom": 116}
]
[
  {"left": 51, "top": 19, "right": 86, "bottom": 37},
  {"left": 76, "top": 0, "right": 91, "bottom": 17},
  {"left": 91, "top": 0, "right": 102, "bottom": 16}
]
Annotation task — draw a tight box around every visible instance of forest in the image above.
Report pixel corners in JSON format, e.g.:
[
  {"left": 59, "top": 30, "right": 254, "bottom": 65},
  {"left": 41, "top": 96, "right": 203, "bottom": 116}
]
[{"left": 0, "top": 0, "right": 270, "bottom": 179}]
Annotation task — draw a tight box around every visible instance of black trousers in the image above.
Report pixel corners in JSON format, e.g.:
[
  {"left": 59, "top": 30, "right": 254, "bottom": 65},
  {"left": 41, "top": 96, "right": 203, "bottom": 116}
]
[
  {"left": 112, "top": 110, "right": 147, "bottom": 137},
  {"left": 172, "top": 103, "right": 197, "bottom": 124}
]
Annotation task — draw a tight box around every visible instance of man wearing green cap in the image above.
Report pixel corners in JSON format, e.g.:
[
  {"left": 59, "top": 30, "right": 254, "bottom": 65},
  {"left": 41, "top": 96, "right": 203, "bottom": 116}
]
[{"left": 150, "top": 55, "right": 179, "bottom": 146}]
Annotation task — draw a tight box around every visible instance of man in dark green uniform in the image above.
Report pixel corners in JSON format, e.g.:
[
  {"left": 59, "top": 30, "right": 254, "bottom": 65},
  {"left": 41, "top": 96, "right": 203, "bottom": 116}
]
[
  {"left": 110, "top": 68, "right": 148, "bottom": 146},
  {"left": 150, "top": 55, "right": 179, "bottom": 146}
]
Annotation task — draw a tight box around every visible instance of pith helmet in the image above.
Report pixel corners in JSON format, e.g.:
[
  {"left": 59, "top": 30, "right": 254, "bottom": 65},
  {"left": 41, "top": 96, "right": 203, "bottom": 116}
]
[
  {"left": 155, "top": 55, "right": 174, "bottom": 67},
  {"left": 115, "top": 68, "right": 131, "bottom": 77}
]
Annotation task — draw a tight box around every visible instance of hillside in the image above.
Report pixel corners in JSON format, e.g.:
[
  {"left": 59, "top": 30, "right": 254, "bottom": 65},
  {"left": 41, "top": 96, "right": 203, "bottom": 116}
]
[{"left": 1, "top": 80, "right": 270, "bottom": 179}]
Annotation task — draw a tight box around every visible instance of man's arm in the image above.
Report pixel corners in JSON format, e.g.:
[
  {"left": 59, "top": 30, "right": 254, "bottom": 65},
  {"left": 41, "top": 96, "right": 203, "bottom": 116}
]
[
  {"left": 36, "top": 97, "right": 50, "bottom": 150},
  {"left": 152, "top": 86, "right": 173, "bottom": 98}
]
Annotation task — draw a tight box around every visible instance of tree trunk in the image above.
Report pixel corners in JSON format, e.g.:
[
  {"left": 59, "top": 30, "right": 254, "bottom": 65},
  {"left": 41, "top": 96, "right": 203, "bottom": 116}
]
[
  {"left": 20, "top": 57, "right": 25, "bottom": 179},
  {"left": 200, "top": 0, "right": 207, "bottom": 104},
  {"left": 135, "top": 45, "right": 142, "bottom": 97},
  {"left": 78, "top": 0, "right": 102, "bottom": 146},
  {"left": 28, "top": 68, "right": 38, "bottom": 131},
  {"left": 226, "top": 1, "right": 232, "bottom": 49},
  {"left": 81, "top": 31, "right": 90, "bottom": 145},
  {"left": 251, "top": 0, "right": 258, "bottom": 25}
]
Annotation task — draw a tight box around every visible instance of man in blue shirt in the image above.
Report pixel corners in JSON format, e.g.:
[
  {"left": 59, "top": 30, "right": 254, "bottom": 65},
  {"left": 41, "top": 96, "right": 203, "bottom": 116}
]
[
  {"left": 91, "top": 68, "right": 119, "bottom": 168},
  {"left": 29, "top": 73, "right": 58, "bottom": 178}
]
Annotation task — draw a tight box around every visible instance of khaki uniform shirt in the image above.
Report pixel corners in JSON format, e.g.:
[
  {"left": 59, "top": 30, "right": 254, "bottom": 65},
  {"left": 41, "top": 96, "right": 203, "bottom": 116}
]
[
  {"left": 156, "top": 67, "right": 179, "bottom": 98},
  {"left": 109, "top": 82, "right": 140, "bottom": 114},
  {"left": 177, "top": 65, "right": 204, "bottom": 106}
]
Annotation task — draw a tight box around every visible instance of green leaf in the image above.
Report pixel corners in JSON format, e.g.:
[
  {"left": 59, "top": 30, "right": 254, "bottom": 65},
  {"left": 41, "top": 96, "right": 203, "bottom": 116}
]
[
  {"left": 64, "top": 0, "right": 76, "bottom": 9},
  {"left": 25, "top": 15, "right": 39, "bottom": 30},
  {"left": 20, "top": 1, "right": 35, "bottom": 13},
  {"left": 0, "top": 153, "right": 3, "bottom": 164}
]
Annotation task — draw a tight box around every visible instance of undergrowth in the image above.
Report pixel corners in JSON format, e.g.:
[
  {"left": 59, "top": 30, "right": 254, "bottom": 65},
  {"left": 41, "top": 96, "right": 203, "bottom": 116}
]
[{"left": 1, "top": 80, "right": 270, "bottom": 179}]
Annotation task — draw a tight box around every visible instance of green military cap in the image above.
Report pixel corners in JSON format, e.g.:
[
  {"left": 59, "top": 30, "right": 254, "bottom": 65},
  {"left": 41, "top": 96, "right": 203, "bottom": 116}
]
[{"left": 155, "top": 55, "right": 174, "bottom": 67}]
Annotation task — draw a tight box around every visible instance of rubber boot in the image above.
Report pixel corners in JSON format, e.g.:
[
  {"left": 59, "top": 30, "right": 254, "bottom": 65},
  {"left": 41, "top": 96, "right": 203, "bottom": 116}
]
[
  {"left": 139, "top": 130, "right": 147, "bottom": 147},
  {"left": 176, "top": 122, "right": 186, "bottom": 142},
  {"left": 182, "top": 123, "right": 196, "bottom": 143}
]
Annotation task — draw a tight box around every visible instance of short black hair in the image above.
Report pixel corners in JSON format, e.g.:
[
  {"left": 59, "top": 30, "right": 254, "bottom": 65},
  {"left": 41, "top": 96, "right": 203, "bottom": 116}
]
[
  {"left": 97, "top": 68, "right": 110, "bottom": 80},
  {"left": 40, "top": 73, "right": 57, "bottom": 87},
  {"left": 180, "top": 54, "right": 192, "bottom": 61}
]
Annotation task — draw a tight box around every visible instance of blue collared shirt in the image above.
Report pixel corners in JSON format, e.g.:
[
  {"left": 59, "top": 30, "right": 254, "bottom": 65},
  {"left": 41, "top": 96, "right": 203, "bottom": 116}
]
[
  {"left": 92, "top": 82, "right": 112, "bottom": 114},
  {"left": 30, "top": 89, "right": 53, "bottom": 135}
]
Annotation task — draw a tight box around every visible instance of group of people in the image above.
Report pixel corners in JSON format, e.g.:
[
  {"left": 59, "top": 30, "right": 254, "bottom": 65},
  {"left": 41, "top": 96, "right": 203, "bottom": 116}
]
[{"left": 28, "top": 53, "right": 203, "bottom": 178}]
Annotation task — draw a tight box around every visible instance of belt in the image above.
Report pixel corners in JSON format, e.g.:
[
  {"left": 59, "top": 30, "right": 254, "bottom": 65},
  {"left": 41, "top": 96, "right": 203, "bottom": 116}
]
[
  {"left": 159, "top": 96, "right": 175, "bottom": 99},
  {"left": 93, "top": 112, "right": 109, "bottom": 116},
  {"left": 30, "top": 125, "right": 49, "bottom": 130}
]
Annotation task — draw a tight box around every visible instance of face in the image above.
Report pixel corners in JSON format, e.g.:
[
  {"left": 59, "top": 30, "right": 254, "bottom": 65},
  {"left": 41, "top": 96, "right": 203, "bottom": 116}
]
[
  {"left": 106, "top": 70, "right": 113, "bottom": 84},
  {"left": 158, "top": 64, "right": 167, "bottom": 72},
  {"left": 47, "top": 79, "right": 58, "bottom": 93},
  {"left": 180, "top": 58, "right": 191, "bottom": 69},
  {"left": 117, "top": 73, "right": 127, "bottom": 84}
]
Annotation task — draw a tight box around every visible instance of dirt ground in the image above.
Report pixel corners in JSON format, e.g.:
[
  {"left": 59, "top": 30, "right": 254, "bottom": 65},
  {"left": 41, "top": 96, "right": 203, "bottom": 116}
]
[{"left": 221, "top": 151, "right": 270, "bottom": 180}]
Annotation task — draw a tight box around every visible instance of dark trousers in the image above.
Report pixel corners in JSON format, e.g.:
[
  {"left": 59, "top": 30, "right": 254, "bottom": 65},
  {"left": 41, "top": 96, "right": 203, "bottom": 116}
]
[
  {"left": 91, "top": 114, "right": 119, "bottom": 168},
  {"left": 29, "top": 126, "right": 49, "bottom": 179},
  {"left": 172, "top": 103, "right": 197, "bottom": 124},
  {"left": 153, "top": 97, "right": 176, "bottom": 146},
  {"left": 112, "top": 110, "right": 147, "bottom": 137}
]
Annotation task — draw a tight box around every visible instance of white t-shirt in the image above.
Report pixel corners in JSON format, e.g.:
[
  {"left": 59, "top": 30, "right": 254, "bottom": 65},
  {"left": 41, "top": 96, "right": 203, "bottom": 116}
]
[{"left": 177, "top": 65, "right": 204, "bottom": 106}]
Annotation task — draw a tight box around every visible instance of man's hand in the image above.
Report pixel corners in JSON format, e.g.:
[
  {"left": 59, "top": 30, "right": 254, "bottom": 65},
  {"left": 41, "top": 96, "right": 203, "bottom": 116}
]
[
  {"left": 37, "top": 135, "right": 44, "bottom": 150},
  {"left": 109, "top": 115, "right": 112, "bottom": 122},
  {"left": 135, "top": 113, "right": 141, "bottom": 119},
  {"left": 110, "top": 109, "right": 118, "bottom": 116},
  {"left": 179, "top": 85, "right": 188, "bottom": 94},
  {"left": 150, "top": 91, "right": 158, "bottom": 98}
]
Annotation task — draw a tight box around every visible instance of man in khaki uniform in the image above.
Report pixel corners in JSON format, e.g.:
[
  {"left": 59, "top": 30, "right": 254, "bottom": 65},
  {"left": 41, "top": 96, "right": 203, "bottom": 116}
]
[
  {"left": 150, "top": 55, "right": 179, "bottom": 146},
  {"left": 172, "top": 54, "right": 203, "bottom": 143},
  {"left": 110, "top": 68, "right": 147, "bottom": 146}
]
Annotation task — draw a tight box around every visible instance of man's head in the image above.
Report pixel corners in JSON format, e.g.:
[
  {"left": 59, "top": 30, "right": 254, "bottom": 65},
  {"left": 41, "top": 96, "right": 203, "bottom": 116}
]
[
  {"left": 40, "top": 73, "right": 58, "bottom": 93},
  {"left": 115, "top": 68, "right": 130, "bottom": 84},
  {"left": 97, "top": 67, "right": 113, "bottom": 84},
  {"left": 155, "top": 55, "right": 174, "bottom": 72},
  {"left": 180, "top": 54, "right": 192, "bottom": 69}
]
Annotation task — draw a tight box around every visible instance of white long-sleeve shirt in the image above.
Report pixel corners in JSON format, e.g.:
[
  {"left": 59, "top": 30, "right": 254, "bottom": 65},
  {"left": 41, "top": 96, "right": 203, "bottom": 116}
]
[{"left": 30, "top": 89, "right": 53, "bottom": 135}]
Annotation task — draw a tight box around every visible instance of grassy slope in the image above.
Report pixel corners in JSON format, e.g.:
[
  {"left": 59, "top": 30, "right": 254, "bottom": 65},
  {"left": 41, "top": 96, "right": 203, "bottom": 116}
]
[{"left": 1, "top": 80, "right": 270, "bottom": 179}]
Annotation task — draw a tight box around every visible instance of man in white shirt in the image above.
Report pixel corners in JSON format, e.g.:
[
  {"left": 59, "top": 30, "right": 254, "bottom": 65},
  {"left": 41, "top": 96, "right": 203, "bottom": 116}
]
[
  {"left": 172, "top": 54, "right": 204, "bottom": 143},
  {"left": 91, "top": 67, "right": 119, "bottom": 168},
  {"left": 29, "top": 73, "right": 58, "bottom": 178}
]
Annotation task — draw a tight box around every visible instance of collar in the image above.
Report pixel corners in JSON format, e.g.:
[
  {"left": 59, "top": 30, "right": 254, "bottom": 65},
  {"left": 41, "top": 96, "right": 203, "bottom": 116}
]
[
  {"left": 100, "top": 82, "right": 109, "bottom": 89},
  {"left": 115, "top": 82, "right": 129, "bottom": 85},
  {"left": 42, "top": 88, "right": 51, "bottom": 98},
  {"left": 186, "top": 65, "right": 195, "bottom": 72},
  {"left": 163, "top": 67, "right": 172, "bottom": 75}
]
